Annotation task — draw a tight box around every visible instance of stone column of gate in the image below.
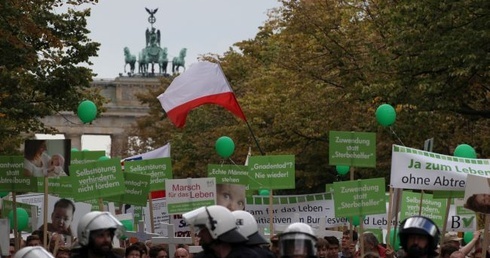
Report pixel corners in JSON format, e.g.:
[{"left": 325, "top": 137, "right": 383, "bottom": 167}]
[
  {"left": 64, "top": 132, "right": 82, "bottom": 150},
  {"left": 110, "top": 133, "right": 126, "bottom": 157}
]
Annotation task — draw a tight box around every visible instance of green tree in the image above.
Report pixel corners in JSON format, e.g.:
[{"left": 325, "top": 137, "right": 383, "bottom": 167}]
[
  {"left": 127, "top": 0, "right": 490, "bottom": 194},
  {"left": 0, "top": 0, "right": 104, "bottom": 154}
]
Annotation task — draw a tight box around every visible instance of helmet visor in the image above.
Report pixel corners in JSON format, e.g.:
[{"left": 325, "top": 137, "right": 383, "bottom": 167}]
[
  {"left": 279, "top": 233, "right": 317, "bottom": 257},
  {"left": 402, "top": 216, "right": 438, "bottom": 237}
]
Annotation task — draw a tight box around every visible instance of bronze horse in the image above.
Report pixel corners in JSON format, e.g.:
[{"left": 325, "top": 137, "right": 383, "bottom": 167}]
[
  {"left": 124, "top": 47, "right": 136, "bottom": 74},
  {"left": 172, "top": 48, "right": 187, "bottom": 74}
]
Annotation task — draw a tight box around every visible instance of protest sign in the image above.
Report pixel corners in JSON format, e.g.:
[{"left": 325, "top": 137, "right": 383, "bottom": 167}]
[
  {"left": 400, "top": 191, "right": 446, "bottom": 226},
  {"left": 165, "top": 178, "right": 216, "bottom": 214},
  {"left": 391, "top": 145, "right": 490, "bottom": 190},
  {"left": 208, "top": 164, "right": 248, "bottom": 185},
  {"left": 124, "top": 158, "right": 172, "bottom": 191},
  {"left": 144, "top": 198, "right": 170, "bottom": 236},
  {"left": 105, "top": 172, "right": 151, "bottom": 206},
  {"left": 246, "top": 193, "right": 337, "bottom": 227},
  {"left": 37, "top": 176, "right": 73, "bottom": 197},
  {"left": 70, "top": 150, "right": 106, "bottom": 165},
  {"left": 329, "top": 131, "right": 376, "bottom": 167},
  {"left": 248, "top": 155, "right": 295, "bottom": 190},
  {"left": 0, "top": 156, "right": 37, "bottom": 192},
  {"left": 333, "top": 178, "right": 386, "bottom": 217},
  {"left": 463, "top": 174, "right": 490, "bottom": 214},
  {"left": 70, "top": 159, "right": 125, "bottom": 201}
]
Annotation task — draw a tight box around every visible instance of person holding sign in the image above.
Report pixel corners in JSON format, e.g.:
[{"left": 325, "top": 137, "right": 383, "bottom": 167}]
[
  {"left": 397, "top": 215, "right": 440, "bottom": 258},
  {"left": 182, "top": 205, "right": 258, "bottom": 258}
]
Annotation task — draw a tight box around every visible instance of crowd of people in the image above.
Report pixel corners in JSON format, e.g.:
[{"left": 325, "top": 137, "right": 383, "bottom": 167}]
[{"left": 4, "top": 207, "right": 489, "bottom": 258}]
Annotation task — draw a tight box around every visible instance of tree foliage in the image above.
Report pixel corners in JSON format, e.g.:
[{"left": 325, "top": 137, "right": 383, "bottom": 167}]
[
  {"left": 0, "top": 0, "right": 105, "bottom": 154},
  {"left": 128, "top": 0, "right": 489, "bottom": 194}
]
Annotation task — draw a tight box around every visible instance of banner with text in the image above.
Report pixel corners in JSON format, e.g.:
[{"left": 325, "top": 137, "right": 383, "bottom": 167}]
[
  {"left": 400, "top": 191, "right": 447, "bottom": 226},
  {"left": 106, "top": 172, "right": 151, "bottom": 206},
  {"left": 124, "top": 157, "right": 172, "bottom": 191},
  {"left": 248, "top": 155, "right": 295, "bottom": 190},
  {"left": 0, "top": 156, "right": 37, "bottom": 192},
  {"left": 165, "top": 178, "right": 216, "bottom": 214},
  {"left": 329, "top": 131, "right": 376, "bottom": 168},
  {"left": 390, "top": 145, "right": 490, "bottom": 190},
  {"left": 37, "top": 176, "right": 73, "bottom": 197},
  {"left": 333, "top": 178, "right": 386, "bottom": 217},
  {"left": 71, "top": 159, "right": 125, "bottom": 201}
]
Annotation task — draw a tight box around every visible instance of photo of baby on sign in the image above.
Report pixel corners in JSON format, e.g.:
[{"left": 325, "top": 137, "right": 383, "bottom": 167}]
[
  {"left": 463, "top": 174, "right": 490, "bottom": 214},
  {"left": 23, "top": 139, "right": 71, "bottom": 177}
]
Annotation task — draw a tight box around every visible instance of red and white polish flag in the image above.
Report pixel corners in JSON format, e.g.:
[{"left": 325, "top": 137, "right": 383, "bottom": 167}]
[{"left": 157, "top": 61, "right": 247, "bottom": 127}]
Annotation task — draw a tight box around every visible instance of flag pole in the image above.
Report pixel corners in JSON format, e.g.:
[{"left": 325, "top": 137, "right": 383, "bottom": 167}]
[
  {"left": 217, "top": 63, "right": 264, "bottom": 156},
  {"left": 245, "top": 120, "right": 264, "bottom": 156}
]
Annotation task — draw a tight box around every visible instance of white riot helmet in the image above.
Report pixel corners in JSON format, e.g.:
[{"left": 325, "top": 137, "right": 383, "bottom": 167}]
[
  {"left": 232, "top": 210, "right": 268, "bottom": 245},
  {"left": 77, "top": 211, "right": 124, "bottom": 246},
  {"left": 183, "top": 205, "right": 247, "bottom": 243},
  {"left": 279, "top": 222, "right": 317, "bottom": 258},
  {"left": 14, "top": 246, "right": 54, "bottom": 258}
]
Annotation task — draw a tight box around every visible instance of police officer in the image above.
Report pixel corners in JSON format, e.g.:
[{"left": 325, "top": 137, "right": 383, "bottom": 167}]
[
  {"left": 14, "top": 246, "right": 54, "bottom": 258},
  {"left": 71, "top": 211, "right": 125, "bottom": 258},
  {"left": 278, "top": 222, "right": 317, "bottom": 258},
  {"left": 398, "top": 215, "right": 440, "bottom": 258},
  {"left": 232, "top": 210, "right": 275, "bottom": 258},
  {"left": 182, "top": 205, "right": 259, "bottom": 258}
]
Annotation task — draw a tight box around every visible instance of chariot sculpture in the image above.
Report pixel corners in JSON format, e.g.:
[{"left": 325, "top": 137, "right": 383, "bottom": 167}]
[{"left": 123, "top": 8, "right": 186, "bottom": 77}]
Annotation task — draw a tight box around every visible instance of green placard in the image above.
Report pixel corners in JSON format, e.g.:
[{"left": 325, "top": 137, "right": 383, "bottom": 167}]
[
  {"left": 248, "top": 155, "right": 295, "bottom": 190},
  {"left": 325, "top": 184, "right": 334, "bottom": 193},
  {"left": 70, "top": 151, "right": 106, "bottom": 165},
  {"left": 208, "top": 164, "right": 249, "bottom": 185},
  {"left": 70, "top": 159, "right": 125, "bottom": 201},
  {"left": 105, "top": 172, "right": 151, "bottom": 206},
  {"left": 400, "top": 191, "right": 446, "bottom": 226},
  {"left": 329, "top": 131, "right": 376, "bottom": 168},
  {"left": 0, "top": 156, "right": 38, "bottom": 192},
  {"left": 124, "top": 158, "right": 172, "bottom": 191},
  {"left": 333, "top": 178, "right": 386, "bottom": 217},
  {"left": 432, "top": 190, "right": 464, "bottom": 199},
  {"left": 37, "top": 176, "right": 74, "bottom": 197}
]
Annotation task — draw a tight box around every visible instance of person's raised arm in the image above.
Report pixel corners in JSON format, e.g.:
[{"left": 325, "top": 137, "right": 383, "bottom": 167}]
[{"left": 460, "top": 230, "right": 481, "bottom": 255}]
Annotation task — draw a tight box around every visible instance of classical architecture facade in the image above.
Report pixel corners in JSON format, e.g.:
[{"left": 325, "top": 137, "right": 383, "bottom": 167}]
[{"left": 41, "top": 77, "right": 161, "bottom": 153}]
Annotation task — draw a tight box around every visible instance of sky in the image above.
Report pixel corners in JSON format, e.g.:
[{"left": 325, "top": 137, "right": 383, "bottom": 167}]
[{"left": 85, "top": 0, "right": 280, "bottom": 79}]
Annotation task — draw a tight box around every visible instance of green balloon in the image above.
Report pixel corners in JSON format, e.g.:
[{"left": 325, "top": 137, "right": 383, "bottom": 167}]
[
  {"left": 8, "top": 208, "right": 29, "bottom": 231},
  {"left": 259, "top": 189, "right": 270, "bottom": 196},
  {"left": 463, "top": 231, "right": 473, "bottom": 244},
  {"left": 71, "top": 148, "right": 79, "bottom": 152},
  {"left": 336, "top": 165, "right": 350, "bottom": 175},
  {"left": 98, "top": 156, "right": 110, "bottom": 161},
  {"left": 0, "top": 191, "right": 9, "bottom": 198},
  {"left": 375, "top": 104, "right": 396, "bottom": 126},
  {"left": 454, "top": 144, "right": 477, "bottom": 159},
  {"left": 349, "top": 216, "right": 362, "bottom": 226},
  {"left": 120, "top": 220, "right": 133, "bottom": 231},
  {"left": 388, "top": 228, "right": 401, "bottom": 251},
  {"left": 215, "top": 136, "right": 235, "bottom": 158},
  {"left": 77, "top": 100, "right": 97, "bottom": 124}
]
